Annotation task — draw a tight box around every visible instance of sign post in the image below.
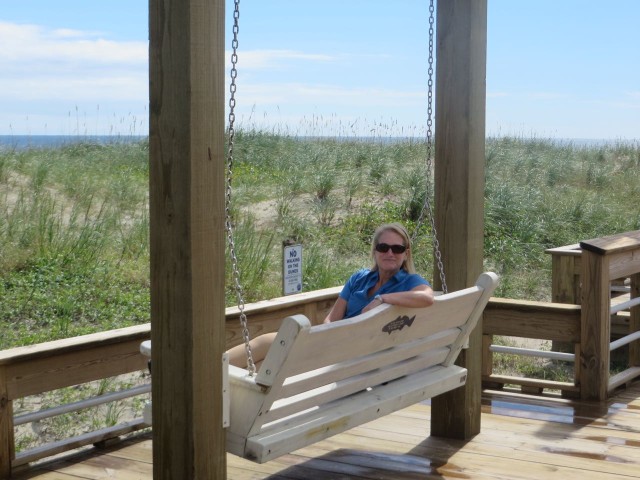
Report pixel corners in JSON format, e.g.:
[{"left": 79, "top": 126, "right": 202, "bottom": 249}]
[{"left": 283, "top": 241, "right": 303, "bottom": 296}]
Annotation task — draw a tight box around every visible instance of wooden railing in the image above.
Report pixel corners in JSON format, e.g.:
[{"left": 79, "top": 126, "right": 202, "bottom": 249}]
[
  {"left": 482, "top": 298, "right": 581, "bottom": 397},
  {"left": 0, "top": 287, "right": 339, "bottom": 477},
  {"left": 579, "top": 231, "right": 640, "bottom": 400},
  {"left": 0, "top": 325, "right": 150, "bottom": 478},
  {"left": 2, "top": 229, "right": 640, "bottom": 475},
  {"left": 484, "top": 231, "right": 640, "bottom": 400}
]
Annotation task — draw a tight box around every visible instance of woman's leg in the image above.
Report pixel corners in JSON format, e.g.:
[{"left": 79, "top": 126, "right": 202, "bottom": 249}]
[{"left": 227, "top": 332, "right": 277, "bottom": 370}]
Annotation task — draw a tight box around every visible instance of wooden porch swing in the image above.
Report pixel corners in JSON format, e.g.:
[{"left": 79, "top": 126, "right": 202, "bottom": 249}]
[
  {"left": 143, "top": 0, "right": 497, "bottom": 464},
  {"left": 142, "top": 271, "right": 497, "bottom": 463}
]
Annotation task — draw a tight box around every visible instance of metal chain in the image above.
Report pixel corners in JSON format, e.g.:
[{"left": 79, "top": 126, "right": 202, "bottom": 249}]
[
  {"left": 225, "top": 0, "right": 257, "bottom": 375},
  {"left": 411, "top": 0, "right": 447, "bottom": 294}
]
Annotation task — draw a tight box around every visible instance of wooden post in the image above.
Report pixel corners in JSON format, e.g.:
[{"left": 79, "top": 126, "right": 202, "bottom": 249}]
[
  {"left": 579, "top": 248, "right": 610, "bottom": 401},
  {"left": 545, "top": 244, "right": 582, "bottom": 353},
  {"left": 580, "top": 231, "right": 640, "bottom": 400},
  {"left": 149, "top": 0, "right": 227, "bottom": 478},
  {"left": 430, "top": 0, "right": 487, "bottom": 439},
  {"left": 546, "top": 244, "right": 582, "bottom": 304},
  {"left": 631, "top": 273, "right": 640, "bottom": 367},
  {"left": 0, "top": 366, "right": 14, "bottom": 478}
]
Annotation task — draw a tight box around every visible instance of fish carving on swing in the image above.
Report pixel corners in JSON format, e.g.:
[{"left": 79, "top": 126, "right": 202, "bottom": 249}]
[{"left": 382, "top": 314, "right": 416, "bottom": 334}]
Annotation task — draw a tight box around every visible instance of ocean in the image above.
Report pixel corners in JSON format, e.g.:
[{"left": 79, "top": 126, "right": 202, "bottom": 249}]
[
  {"left": 0, "top": 135, "right": 147, "bottom": 151},
  {"left": 0, "top": 134, "right": 635, "bottom": 151}
]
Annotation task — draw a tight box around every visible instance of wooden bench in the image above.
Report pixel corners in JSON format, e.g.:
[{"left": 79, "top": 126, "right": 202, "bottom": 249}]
[{"left": 143, "top": 272, "right": 498, "bottom": 463}]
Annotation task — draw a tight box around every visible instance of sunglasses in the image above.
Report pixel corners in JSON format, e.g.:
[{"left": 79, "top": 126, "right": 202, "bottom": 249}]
[{"left": 375, "top": 243, "right": 407, "bottom": 254}]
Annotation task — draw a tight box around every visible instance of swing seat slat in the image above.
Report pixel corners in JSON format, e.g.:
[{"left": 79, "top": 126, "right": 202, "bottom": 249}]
[{"left": 244, "top": 363, "right": 468, "bottom": 462}]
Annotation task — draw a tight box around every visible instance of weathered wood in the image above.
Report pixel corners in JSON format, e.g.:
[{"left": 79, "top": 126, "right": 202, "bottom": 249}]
[
  {"left": 546, "top": 244, "right": 582, "bottom": 304},
  {"left": 149, "top": 0, "right": 226, "bottom": 478},
  {"left": 580, "top": 230, "right": 640, "bottom": 256},
  {"left": 10, "top": 272, "right": 640, "bottom": 475},
  {"left": 225, "top": 287, "right": 339, "bottom": 322},
  {"left": 483, "top": 298, "right": 581, "bottom": 342},
  {"left": 16, "top": 381, "right": 640, "bottom": 480},
  {"left": 0, "top": 325, "right": 150, "bottom": 366},
  {"left": 609, "top": 367, "right": 640, "bottom": 392},
  {"left": 0, "top": 366, "right": 14, "bottom": 479},
  {"left": 483, "top": 374, "right": 578, "bottom": 394},
  {"left": 4, "top": 340, "right": 147, "bottom": 399},
  {"left": 13, "top": 420, "right": 148, "bottom": 468},
  {"left": 431, "top": 0, "right": 488, "bottom": 441},
  {"left": 579, "top": 231, "right": 640, "bottom": 400},
  {"left": 631, "top": 273, "right": 640, "bottom": 366},
  {"left": 0, "top": 289, "right": 338, "bottom": 479},
  {"left": 608, "top": 248, "right": 640, "bottom": 280},
  {"left": 580, "top": 250, "right": 611, "bottom": 401},
  {"left": 482, "top": 335, "right": 493, "bottom": 376}
]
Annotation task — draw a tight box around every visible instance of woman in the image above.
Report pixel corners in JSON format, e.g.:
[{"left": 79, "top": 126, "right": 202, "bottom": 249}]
[
  {"left": 324, "top": 222, "right": 434, "bottom": 322},
  {"left": 228, "top": 223, "right": 434, "bottom": 369}
]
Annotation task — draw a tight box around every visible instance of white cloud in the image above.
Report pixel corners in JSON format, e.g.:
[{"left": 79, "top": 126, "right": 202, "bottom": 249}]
[
  {"left": 0, "top": 21, "right": 149, "bottom": 133},
  {"left": 0, "top": 75, "right": 146, "bottom": 102},
  {"left": 51, "top": 27, "right": 101, "bottom": 39},
  {"left": 0, "top": 21, "right": 147, "bottom": 104},
  {"left": 0, "top": 21, "right": 146, "bottom": 64}
]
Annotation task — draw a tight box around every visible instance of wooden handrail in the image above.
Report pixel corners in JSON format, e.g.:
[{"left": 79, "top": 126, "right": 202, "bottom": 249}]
[
  {"left": 580, "top": 230, "right": 640, "bottom": 256},
  {"left": 0, "top": 287, "right": 340, "bottom": 476},
  {"left": 483, "top": 297, "right": 581, "bottom": 342},
  {"left": 2, "top": 246, "right": 638, "bottom": 475},
  {"left": 482, "top": 298, "right": 581, "bottom": 396}
]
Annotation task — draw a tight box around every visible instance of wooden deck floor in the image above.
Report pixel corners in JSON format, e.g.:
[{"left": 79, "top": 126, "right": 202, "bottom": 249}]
[{"left": 13, "top": 379, "right": 640, "bottom": 480}]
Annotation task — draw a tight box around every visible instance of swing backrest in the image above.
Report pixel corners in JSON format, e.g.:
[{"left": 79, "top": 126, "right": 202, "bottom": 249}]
[{"left": 227, "top": 271, "right": 498, "bottom": 462}]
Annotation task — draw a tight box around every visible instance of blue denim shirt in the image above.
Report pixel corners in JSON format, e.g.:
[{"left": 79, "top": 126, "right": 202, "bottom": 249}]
[{"left": 339, "top": 268, "right": 430, "bottom": 319}]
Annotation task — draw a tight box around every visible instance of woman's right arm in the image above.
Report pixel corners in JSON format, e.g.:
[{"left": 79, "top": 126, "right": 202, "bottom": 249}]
[{"left": 323, "top": 297, "right": 347, "bottom": 323}]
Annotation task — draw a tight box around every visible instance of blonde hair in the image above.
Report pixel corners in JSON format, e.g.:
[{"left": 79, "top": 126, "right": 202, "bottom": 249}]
[{"left": 370, "top": 223, "right": 416, "bottom": 274}]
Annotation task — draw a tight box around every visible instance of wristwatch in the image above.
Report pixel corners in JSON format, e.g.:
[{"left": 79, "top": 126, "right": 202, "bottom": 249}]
[{"left": 374, "top": 294, "right": 384, "bottom": 303}]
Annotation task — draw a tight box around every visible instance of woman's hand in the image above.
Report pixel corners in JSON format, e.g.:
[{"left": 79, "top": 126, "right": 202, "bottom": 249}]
[
  {"left": 365, "top": 285, "right": 434, "bottom": 312},
  {"left": 362, "top": 294, "right": 385, "bottom": 313}
]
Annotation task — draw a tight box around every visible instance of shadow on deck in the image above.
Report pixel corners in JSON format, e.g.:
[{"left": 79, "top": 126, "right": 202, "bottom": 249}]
[{"left": 14, "top": 380, "right": 640, "bottom": 480}]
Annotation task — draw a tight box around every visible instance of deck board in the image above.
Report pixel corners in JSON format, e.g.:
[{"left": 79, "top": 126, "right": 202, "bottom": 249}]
[{"left": 13, "top": 380, "right": 640, "bottom": 479}]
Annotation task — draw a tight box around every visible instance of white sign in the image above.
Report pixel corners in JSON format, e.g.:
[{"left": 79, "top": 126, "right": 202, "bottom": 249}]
[{"left": 283, "top": 244, "right": 303, "bottom": 295}]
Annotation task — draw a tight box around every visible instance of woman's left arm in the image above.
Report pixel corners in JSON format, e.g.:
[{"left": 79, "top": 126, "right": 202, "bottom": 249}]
[{"left": 362, "top": 284, "right": 434, "bottom": 313}]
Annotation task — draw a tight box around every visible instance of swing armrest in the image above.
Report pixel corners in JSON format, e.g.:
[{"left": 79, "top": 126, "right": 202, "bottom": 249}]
[
  {"left": 255, "top": 314, "right": 312, "bottom": 387},
  {"left": 227, "top": 364, "right": 272, "bottom": 455}
]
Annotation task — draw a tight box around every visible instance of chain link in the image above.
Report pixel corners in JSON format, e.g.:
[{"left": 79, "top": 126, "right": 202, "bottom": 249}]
[
  {"left": 411, "top": 0, "right": 447, "bottom": 294},
  {"left": 225, "top": 0, "right": 257, "bottom": 375}
]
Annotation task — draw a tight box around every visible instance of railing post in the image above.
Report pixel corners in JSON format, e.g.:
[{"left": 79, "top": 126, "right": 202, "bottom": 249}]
[
  {"left": 631, "top": 273, "right": 640, "bottom": 368},
  {"left": 481, "top": 334, "right": 494, "bottom": 377},
  {"left": 579, "top": 247, "right": 611, "bottom": 401},
  {"left": 0, "top": 365, "right": 14, "bottom": 478},
  {"left": 580, "top": 230, "right": 640, "bottom": 400},
  {"left": 546, "top": 244, "right": 582, "bottom": 304}
]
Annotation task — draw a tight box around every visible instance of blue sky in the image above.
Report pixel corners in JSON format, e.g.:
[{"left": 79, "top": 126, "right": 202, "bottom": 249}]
[{"left": 1, "top": 1, "right": 639, "bottom": 140}]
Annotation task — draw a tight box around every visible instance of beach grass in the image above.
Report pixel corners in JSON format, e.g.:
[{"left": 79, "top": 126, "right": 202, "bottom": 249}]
[{"left": 1, "top": 132, "right": 640, "bottom": 350}]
